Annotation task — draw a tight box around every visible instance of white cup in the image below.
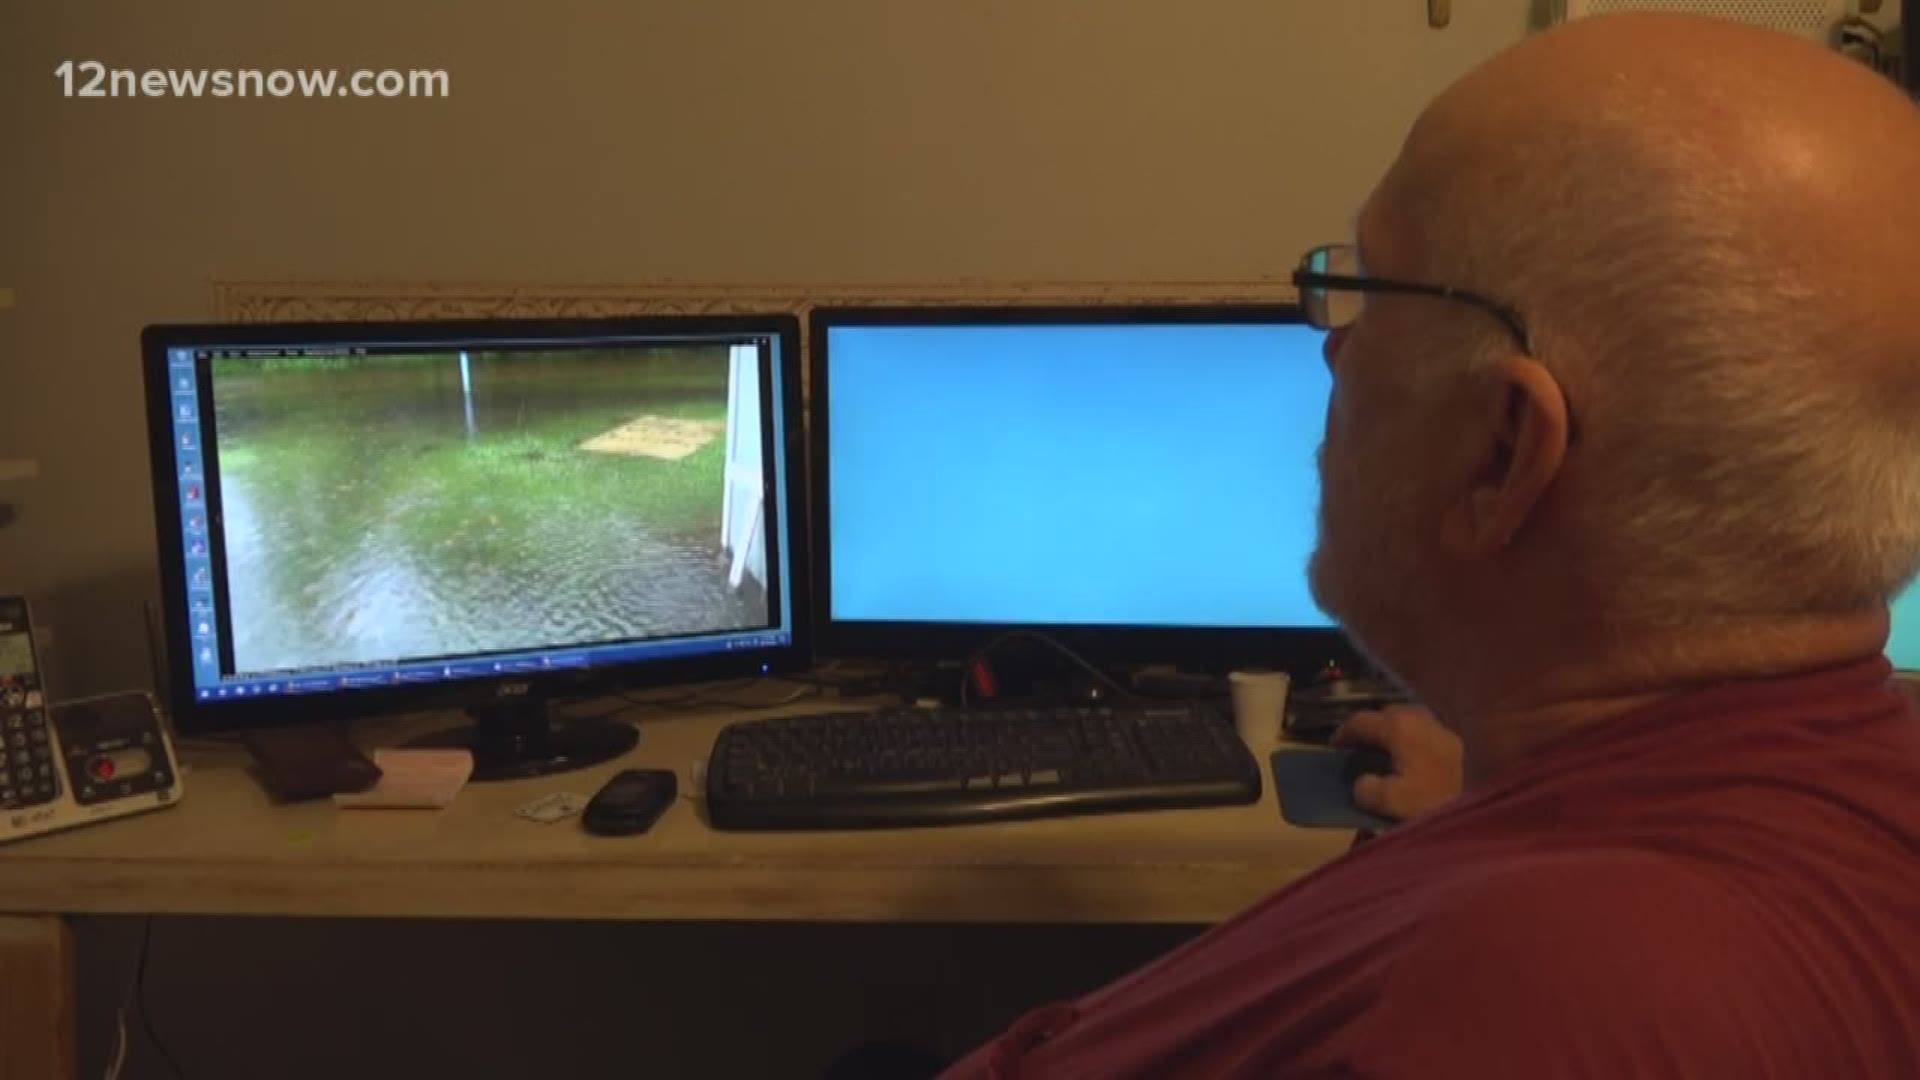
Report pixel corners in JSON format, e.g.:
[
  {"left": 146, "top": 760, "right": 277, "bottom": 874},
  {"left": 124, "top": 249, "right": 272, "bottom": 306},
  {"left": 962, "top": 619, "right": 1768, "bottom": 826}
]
[{"left": 1228, "top": 670, "right": 1289, "bottom": 748}]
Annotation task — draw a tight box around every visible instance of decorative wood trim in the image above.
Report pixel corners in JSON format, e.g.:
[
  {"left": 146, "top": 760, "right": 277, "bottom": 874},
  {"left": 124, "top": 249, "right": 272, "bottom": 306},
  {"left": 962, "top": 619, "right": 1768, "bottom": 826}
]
[{"left": 211, "top": 278, "right": 1297, "bottom": 323}]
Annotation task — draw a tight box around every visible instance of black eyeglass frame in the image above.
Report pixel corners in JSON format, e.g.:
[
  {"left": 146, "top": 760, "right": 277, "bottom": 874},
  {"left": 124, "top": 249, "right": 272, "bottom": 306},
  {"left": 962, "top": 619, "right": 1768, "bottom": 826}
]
[
  {"left": 1292, "top": 242, "right": 1581, "bottom": 443},
  {"left": 1291, "top": 243, "right": 1535, "bottom": 356}
]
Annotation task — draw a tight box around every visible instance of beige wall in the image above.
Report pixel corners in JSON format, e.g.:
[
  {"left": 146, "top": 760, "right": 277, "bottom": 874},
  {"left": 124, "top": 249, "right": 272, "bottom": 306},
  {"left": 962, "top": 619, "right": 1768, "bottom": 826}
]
[{"left": 0, "top": 0, "right": 1537, "bottom": 693}]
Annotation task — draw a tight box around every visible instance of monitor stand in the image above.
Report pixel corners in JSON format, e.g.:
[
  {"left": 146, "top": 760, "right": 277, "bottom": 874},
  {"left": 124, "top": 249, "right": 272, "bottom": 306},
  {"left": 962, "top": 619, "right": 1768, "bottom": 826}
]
[{"left": 406, "top": 696, "right": 637, "bottom": 782}]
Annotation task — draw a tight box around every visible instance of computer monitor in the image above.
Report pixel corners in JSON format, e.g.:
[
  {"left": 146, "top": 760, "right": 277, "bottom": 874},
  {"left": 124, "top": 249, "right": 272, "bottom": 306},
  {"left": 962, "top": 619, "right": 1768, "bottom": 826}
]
[
  {"left": 144, "top": 315, "right": 807, "bottom": 778},
  {"left": 809, "top": 304, "right": 1353, "bottom": 671},
  {"left": 1889, "top": 585, "right": 1920, "bottom": 671}
]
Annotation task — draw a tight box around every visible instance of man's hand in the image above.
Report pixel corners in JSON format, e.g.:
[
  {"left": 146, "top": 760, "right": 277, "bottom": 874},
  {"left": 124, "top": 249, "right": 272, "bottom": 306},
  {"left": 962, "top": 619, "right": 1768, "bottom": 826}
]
[{"left": 1330, "top": 704, "right": 1464, "bottom": 821}]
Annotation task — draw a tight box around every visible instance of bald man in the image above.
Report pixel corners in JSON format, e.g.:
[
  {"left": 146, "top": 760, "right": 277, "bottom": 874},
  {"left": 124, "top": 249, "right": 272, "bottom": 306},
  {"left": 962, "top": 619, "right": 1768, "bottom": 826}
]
[{"left": 942, "top": 14, "right": 1920, "bottom": 1078}]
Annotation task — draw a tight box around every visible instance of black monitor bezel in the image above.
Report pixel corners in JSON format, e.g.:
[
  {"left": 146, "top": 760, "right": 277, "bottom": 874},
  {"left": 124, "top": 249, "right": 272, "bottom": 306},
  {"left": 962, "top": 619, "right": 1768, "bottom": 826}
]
[
  {"left": 143, "top": 313, "right": 810, "bottom": 735},
  {"left": 806, "top": 303, "right": 1361, "bottom": 672},
  {"left": 1908, "top": 2, "right": 1918, "bottom": 94}
]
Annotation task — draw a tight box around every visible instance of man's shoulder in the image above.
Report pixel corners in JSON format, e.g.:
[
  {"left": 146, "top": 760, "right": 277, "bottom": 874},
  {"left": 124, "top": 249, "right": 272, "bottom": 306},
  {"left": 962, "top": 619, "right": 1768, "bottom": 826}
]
[
  {"left": 1417, "top": 844, "right": 1730, "bottom": 927},
  {"left": 1396, "top": 846, "right": 1748, "bottom": 982},
  {"left": 1345, "top": 847, "right": 1823, "bottom": 1077}
]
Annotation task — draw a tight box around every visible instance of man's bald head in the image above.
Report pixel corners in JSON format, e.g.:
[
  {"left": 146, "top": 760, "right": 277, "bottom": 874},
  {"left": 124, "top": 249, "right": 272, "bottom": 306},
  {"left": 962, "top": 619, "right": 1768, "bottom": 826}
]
[
  {"left": 1335, "top": 13, "right": 1920, "bottom": 644},
  {"left": 1381, "top": 12, "right": 1918, "bottom": 376}
]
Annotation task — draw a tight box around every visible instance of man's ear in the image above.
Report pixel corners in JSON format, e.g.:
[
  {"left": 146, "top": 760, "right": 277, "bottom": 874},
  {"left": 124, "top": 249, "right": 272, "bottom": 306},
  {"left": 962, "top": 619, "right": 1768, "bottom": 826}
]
[{"left": 1439, "top": 357, "right": 1570, "bottom": 558}]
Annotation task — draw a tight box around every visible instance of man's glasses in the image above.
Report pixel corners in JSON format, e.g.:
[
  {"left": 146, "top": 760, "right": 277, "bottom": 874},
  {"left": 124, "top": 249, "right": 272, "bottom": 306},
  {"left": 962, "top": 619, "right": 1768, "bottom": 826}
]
[
  {"left": 1293, "top": 243, "right": 1577, "bottom": 441},
  {"left": 1292, "top": 243, "right": 1534, "bottom": 356}
]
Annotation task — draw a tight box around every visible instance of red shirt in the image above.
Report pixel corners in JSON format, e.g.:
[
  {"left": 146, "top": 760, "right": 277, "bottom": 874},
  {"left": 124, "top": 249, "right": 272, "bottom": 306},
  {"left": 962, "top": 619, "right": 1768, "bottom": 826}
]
[{"left": 944, "top": 658, "right": 1920, "bottom": 1079}]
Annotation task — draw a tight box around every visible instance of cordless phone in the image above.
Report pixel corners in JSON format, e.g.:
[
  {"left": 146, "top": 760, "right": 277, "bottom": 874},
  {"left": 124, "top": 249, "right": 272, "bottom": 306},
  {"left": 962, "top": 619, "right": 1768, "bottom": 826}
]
[
  {"left": 1, "top": 596, "right": 184, "bottom": 843},
  {"left": 0, "top": 597, "right": 59, "bottom": 813}
]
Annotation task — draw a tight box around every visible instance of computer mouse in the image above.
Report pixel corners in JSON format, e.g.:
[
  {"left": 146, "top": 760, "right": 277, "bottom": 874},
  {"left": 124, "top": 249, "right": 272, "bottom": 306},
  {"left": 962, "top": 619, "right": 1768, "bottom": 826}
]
[{"left": 1340, "top": 746, "right": 1396, "bottom": 786}]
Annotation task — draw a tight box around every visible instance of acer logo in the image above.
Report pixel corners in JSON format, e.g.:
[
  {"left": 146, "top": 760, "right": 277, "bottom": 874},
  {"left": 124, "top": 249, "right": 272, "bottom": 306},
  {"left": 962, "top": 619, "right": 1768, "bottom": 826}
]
[{"left": 496, "top": 682, "right": 533, "bottom": 698}]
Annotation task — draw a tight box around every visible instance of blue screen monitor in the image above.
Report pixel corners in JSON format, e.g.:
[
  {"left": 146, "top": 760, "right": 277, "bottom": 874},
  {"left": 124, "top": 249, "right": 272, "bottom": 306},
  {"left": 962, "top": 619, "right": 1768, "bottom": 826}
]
[
  {"left": 144, "top": 315, "right": 806, "bottom": 778},
  {"left": 1889, "top": 585, "right": 1920, "bottom": 670},
  {"left": 809, "top": 305, "right": 1352, "bottom": 669}
]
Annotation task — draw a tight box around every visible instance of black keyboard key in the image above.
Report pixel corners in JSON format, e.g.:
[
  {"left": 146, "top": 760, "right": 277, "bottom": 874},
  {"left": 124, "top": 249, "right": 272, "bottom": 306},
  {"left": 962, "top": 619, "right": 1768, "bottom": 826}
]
[{"left": 816, "top": 771, "right": 965, "bottom": 798}]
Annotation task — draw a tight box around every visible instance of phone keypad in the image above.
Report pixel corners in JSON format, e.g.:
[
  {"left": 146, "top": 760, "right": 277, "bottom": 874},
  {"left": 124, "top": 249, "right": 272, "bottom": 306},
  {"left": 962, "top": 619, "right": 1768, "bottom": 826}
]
[{"left": 1, "top": 691, "right": 60, "bottom": 809}]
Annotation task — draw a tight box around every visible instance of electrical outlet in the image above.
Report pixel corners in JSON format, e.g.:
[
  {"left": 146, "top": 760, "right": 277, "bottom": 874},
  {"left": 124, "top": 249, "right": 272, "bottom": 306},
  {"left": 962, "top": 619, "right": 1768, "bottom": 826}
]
[
  {"left": 0, "top": 288, "right": 13, "bottom": 310},
  {"left": 0, "top": 460, "right": 39, "bottom": 482}
]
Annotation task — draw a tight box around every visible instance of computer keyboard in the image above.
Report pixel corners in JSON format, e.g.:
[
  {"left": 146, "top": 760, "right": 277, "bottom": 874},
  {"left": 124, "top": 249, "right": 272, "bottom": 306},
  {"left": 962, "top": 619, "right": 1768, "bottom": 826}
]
[{"left": 705, "top": 702, "right": 1262, "bottom": 830}]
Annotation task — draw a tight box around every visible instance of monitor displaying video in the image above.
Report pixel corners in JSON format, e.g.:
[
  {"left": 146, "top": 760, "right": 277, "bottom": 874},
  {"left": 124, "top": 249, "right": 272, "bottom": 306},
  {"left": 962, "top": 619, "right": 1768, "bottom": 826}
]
[{"left": 150, "top": 318, "right": 799, "bottom": 713}]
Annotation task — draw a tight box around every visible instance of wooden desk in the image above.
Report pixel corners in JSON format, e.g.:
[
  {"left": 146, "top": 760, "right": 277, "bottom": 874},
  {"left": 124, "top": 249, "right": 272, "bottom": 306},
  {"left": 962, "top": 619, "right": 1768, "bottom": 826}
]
[{"left": 0, "top": 703, "right": 1351, "bottom": 1078}]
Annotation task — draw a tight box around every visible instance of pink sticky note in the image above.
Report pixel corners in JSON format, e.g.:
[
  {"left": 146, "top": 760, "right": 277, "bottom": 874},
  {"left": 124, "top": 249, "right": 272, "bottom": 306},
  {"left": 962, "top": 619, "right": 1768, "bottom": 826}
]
[{"left": 333, "top": 749, "right": 473, "bottom": 809}]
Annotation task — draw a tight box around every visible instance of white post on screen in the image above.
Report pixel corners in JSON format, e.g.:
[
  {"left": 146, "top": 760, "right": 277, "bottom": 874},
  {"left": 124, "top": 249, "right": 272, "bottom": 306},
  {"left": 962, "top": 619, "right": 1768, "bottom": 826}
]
[{"left": 459, "top": 350, "right": 476, "bottom": 437}]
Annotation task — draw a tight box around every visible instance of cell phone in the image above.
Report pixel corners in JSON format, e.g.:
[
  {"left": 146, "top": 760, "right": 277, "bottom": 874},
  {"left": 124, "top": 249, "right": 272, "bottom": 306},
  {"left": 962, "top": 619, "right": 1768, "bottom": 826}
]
[{"left": 581, "top": 768, "right": 677, "bottom": 836}]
